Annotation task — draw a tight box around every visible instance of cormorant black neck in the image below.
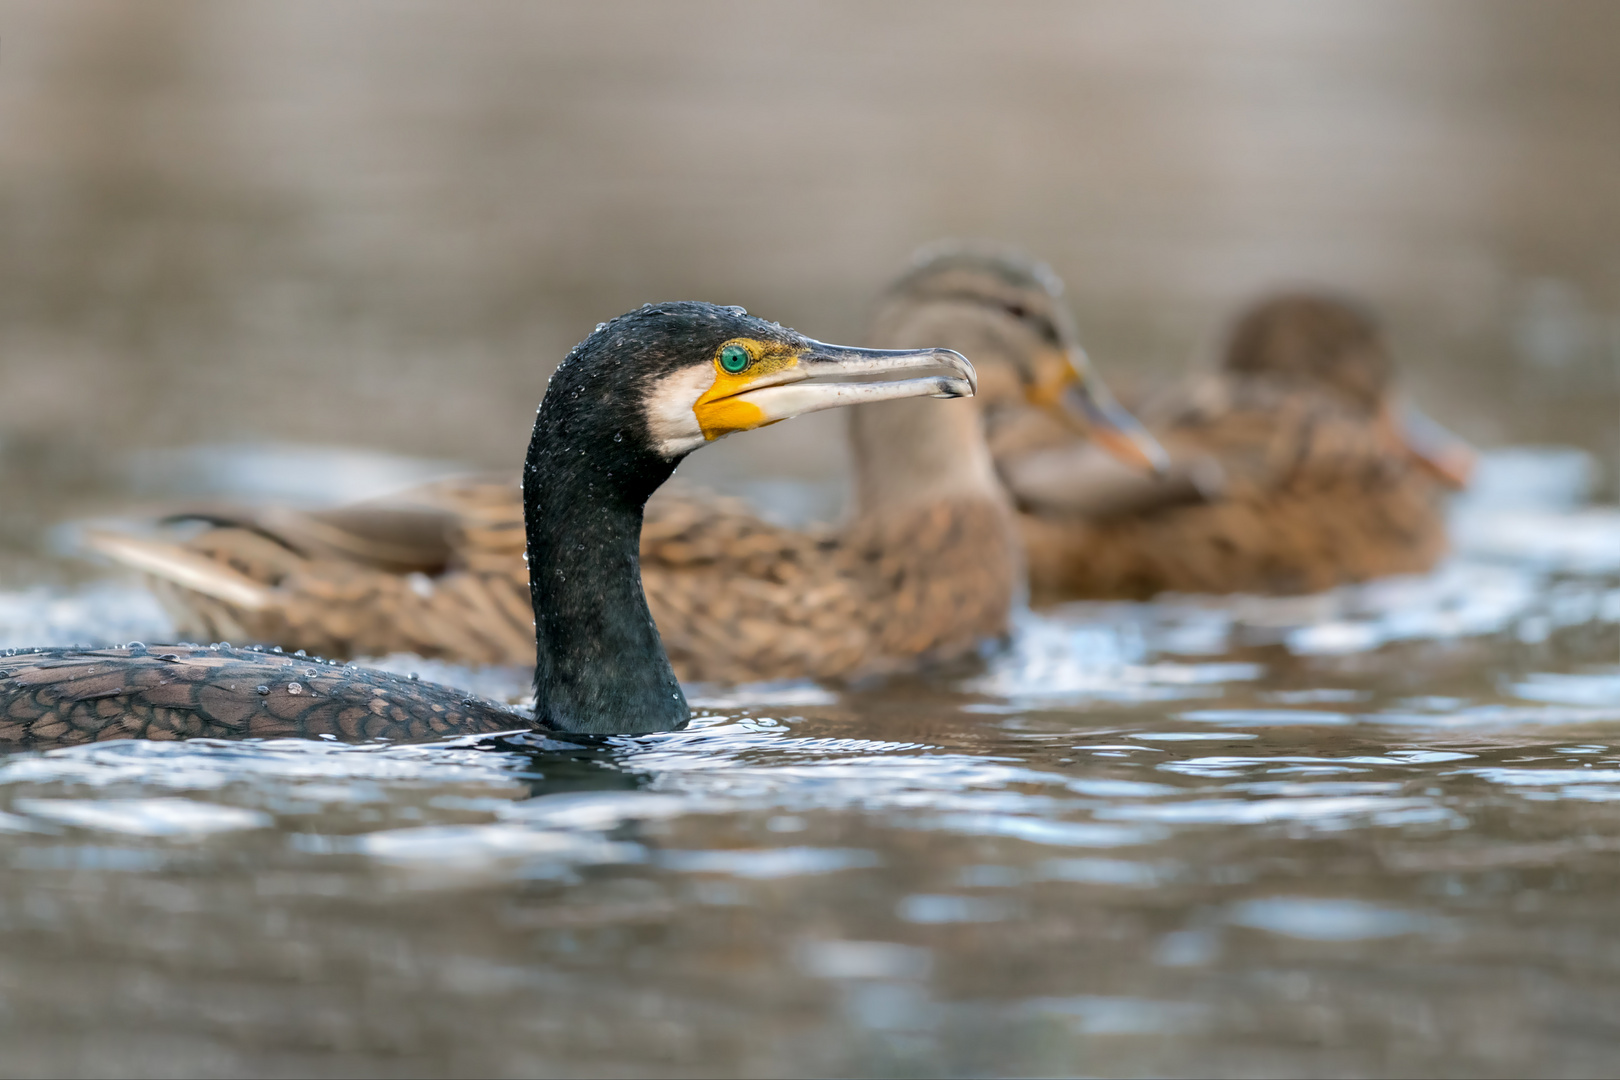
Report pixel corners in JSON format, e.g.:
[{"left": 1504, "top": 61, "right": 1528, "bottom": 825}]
[{"left": 522, "top": 322, "right": 690, "bottom": 735}]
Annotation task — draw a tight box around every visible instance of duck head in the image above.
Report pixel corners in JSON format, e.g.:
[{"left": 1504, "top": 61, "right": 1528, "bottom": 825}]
[
  {"left": 1221, "top": 292, "right": 1476, "bottom": 489},
  {"left": 869, "top": 244, "right": 1167, "bottom": 474}
]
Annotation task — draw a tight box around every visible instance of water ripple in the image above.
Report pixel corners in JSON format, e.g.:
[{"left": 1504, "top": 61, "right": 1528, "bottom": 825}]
[{"left": 14, "top": 797, "right": 271, "bottom": 836}]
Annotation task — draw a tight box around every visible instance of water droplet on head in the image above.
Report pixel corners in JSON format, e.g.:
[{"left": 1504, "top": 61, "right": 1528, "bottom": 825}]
[
  {"left": 255, "top": 685, "right": 270, "bottom": 696},
  {"left": 614, "top": 431, "right": 624, "bottom": 442},
  {"left": 125, "top": 641, "right": 145, "bottom": 650},
  {"left": 287, "top": 682, "right": 303, "bottom": 695},
  {"left": 409, "top": 672, "right": 420, "bottom": 681},
  {"left": 294, "top": 649, "right": 306, "bottom": 657},
  {"left": 271, "top": 646, "right": 283, "bottom": 654}
]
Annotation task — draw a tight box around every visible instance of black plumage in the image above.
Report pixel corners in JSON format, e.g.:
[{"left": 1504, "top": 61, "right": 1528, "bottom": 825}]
[{"left": 524, "top": 304, "right": 812, "bottom": 733}]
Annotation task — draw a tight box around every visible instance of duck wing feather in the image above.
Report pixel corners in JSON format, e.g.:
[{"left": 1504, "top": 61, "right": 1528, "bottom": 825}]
[
  {"left": 1017, "top": 377, "right": 1451, "bottom": 599},
  {"left": 86, "top": 481, "right": 1018, "bottom": 684}
]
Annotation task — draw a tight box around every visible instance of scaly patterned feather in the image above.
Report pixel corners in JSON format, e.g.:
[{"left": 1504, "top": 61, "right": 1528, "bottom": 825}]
[{"left": 0, "top": 645, "right": 524, "bottom": 749}]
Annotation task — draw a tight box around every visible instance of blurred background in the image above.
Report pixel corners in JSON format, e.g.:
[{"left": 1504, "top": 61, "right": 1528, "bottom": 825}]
[{"left": 1, "top": 0, "right": 1617, "bottom": 581}]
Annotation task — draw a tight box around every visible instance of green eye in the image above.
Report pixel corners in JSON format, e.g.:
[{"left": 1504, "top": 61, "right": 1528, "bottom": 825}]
[{"left": 719, "top": 344, "right": 751, "bottom": 374}]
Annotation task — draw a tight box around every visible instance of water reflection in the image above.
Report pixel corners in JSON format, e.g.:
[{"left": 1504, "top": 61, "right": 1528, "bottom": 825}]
[{"left": 13, "top": 696, "right": 1620, "bottom": 1074}]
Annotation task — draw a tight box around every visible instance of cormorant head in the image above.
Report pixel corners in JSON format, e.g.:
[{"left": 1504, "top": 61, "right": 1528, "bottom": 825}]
[
  {"left": 1221, "top": 292, "right": 1474, "bottom": 488},
  {"left": 534, "top": 299, "right": 972, "bottom": 508},
  {"left": 537, "top": 301, "right": 976, "bottom": 473},
  {"left": 871, "top": 243, "right": 1167, "bottom": 474}
]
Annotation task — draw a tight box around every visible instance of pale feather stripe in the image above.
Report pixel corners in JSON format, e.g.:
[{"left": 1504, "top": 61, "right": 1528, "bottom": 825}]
[{"left": 84, "top": 531, "right": 272, "bottom": 611}]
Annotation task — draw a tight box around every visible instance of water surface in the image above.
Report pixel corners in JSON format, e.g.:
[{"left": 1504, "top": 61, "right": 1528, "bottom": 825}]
[{"left": 0, "top": 451, "right": 1616, "bottom": 1077}]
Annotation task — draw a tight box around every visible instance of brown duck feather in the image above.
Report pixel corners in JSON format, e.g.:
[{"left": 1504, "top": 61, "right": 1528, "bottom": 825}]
[
  {"left": 1013, "top": 374, "right": 1452, "bottom": 599},
  {"left": 90, "top": 479, "right": 1017, "bottom": 684},
  {"left": 645, "top": 490, "right": 1016, "bottom": 683}
]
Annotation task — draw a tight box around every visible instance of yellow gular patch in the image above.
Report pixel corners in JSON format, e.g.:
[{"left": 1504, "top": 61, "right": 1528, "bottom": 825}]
[
  {"left": 1023, "top": 347, "right": 1079, "bottom": 407},
  {"left": 692, "top": 338, "right": 802, "bottom": 440}
]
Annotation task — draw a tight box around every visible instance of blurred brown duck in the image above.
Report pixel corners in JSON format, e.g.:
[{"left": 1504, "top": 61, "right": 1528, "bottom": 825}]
[
  {"left": 1004, "top": 292, "right": 1476, "bottom": 600},
  {"left": 87, "top": 249, "right": 1161, "bottom": 683}
]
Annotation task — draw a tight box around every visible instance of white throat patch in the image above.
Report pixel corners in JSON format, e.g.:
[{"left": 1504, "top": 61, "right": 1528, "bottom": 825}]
[{"left": 643, "top": 363, "right": 717, "bottom": 458}]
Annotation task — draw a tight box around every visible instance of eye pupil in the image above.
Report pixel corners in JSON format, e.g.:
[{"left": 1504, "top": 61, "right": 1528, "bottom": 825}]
[{"left": 719, "top": 345, "right": 750, "bottom": 373}]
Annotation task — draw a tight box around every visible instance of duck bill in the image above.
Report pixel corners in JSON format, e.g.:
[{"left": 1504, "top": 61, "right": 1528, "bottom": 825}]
[
  {"left": 725, "top": 343, "right": 977, "bottom": 425},
  {"left": 1048, "top": 347, "right": 1170, "bottom": 475},
  {"left": 1393, "top": 401, "right": 1476, "bottom": 489}
]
